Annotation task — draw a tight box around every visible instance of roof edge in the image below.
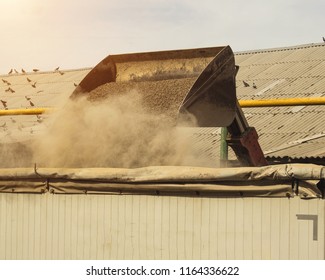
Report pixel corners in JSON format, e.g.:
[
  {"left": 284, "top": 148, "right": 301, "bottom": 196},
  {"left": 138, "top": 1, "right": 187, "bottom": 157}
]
[{"left": 235, "top": 42, "right": 325, "bottom": 56}]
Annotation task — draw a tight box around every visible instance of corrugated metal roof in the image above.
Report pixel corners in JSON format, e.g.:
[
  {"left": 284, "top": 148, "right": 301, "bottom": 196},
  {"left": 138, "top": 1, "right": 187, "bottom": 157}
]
[
  {"left": 0, "top": 68, "right": 90, "bottom": 143},
  {"left": 189, "top": 43, "right": 325, "bottom": 165},
  {"left": 236, "top": 43, "right": 325, "bottom": 160},
  {"left": 2, "top": 43, "right": 325, "bottom": 166}
]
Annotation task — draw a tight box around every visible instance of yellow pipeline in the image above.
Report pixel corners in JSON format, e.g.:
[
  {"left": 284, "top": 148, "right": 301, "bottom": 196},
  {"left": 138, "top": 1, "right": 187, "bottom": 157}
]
[
  {"left": 239, "top": 97, "right": 325, "bottom": 107},
  {"left": 0, "top": 108, "right": 54, "bottom": 116},
  {"left": 1, "top": 97, "right": 325, "bottom": 116}
]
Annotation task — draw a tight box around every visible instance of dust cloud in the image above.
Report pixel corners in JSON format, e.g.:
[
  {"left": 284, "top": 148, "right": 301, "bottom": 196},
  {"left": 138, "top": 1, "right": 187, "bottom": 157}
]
[{"left": 31, "top": 91, "right": 198, "bottom": 168}]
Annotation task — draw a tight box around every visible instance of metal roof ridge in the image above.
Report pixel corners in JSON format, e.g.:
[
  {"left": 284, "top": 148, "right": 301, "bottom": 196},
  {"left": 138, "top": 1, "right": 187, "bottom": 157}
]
[{"left": 235, "top": 42, "right": 325, "bottom": 55}]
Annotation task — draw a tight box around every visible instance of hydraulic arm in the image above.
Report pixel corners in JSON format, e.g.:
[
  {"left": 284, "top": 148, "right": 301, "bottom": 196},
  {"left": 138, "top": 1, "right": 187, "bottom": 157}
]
[
  {"left": 179, "top": 46, "right": 267, "bottom": 166},
  {"left": 226, "top": 101, "right": 267, "bottom": 166}
]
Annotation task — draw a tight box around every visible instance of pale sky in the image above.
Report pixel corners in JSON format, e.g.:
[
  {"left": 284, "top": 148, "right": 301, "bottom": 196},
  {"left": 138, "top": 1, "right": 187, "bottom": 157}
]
[{"left": 1, "top": 0, "right": 324, "bottom": 74}]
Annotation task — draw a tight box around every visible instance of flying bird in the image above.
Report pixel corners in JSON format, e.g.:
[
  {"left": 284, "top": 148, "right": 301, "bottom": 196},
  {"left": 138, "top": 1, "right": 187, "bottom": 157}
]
[
  {"left": 29, "top": 100, "right": 35, "bottom": 107},
  {"left": 253, "top": 82, "right": 257, "bottom": 89},
  {"left": 2, "top": 79, "right": 11, "bottom": 85},
  {"left": 25, "top": 96, "right": 31, "bottom": 101},
  {"left": 58, "top": 71, "right": 64, "bottom": 75},
  {"left": 5, "top": 87, "right": 15, "bottom": 93},
  {"left": 21, "top": 68, "right": 26, "bottom": 74},
  {"left": 36, "top": 115, "right": 43, "bottom": 123},
  {"left": 37, "top": 90, "right": 44, "bottom": 93},
  {"left": 27, "top": 77, "right": 32, "bottom": 82},
  {"left": 0, "top": 123, "right": 7, "bottom": 131},
  {"left": 73, "top": 82, "right": 78, "bottom": 87},
  {"left": 0, "top": 100, "right": 7, "bottom": 108},
  {"left": 33, "top": 69, "right": 39, "bottom": 72},
  {"left": 323, "top": 37, "right": 325, "bottom": 43},
  {"left": 8, "top": 69, "right": 13, "bottom": 74},
  {"left": 243, "top": 81, "right": 250, "bottom": 87},
  {"left": 55, "top": 66, "right": 60, "bottom": 71},
  {"left": 14, "top": 69, "right": 18, "bottom": 74},
  {"left": 31, "top": 82, "right": 37, "bottom": 88}
]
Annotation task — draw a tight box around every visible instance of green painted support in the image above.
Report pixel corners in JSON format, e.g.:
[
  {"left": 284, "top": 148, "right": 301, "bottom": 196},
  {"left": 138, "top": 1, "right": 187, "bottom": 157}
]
[{"left": 220, "top": 127, "right": 228, "bottom": 167}]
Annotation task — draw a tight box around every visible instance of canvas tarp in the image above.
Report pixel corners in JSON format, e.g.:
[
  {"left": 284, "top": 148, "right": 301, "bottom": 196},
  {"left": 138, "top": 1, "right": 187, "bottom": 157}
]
[{"left": 0, "top": 163, "right": 323, "bottom": 198}]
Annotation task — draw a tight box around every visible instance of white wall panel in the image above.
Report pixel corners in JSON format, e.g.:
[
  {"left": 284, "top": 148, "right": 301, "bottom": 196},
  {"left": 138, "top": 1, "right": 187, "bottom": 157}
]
[{"left": 0, "top": 193, "right": 324, "bottom": 260}]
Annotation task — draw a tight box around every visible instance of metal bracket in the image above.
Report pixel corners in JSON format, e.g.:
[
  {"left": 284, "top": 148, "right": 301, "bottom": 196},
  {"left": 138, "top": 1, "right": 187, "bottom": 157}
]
[{"left": 296, "top": 214, "right": 318, "bottom": 241}]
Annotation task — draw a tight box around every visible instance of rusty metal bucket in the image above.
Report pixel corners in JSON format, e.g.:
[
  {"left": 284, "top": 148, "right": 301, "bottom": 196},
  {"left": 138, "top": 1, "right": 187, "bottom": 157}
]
[
  {"left": 72, "top": 47, "right": 223, "bottom": 94},
  {"left": 72, "top": 46, "right": 237, "bottom": 128}
]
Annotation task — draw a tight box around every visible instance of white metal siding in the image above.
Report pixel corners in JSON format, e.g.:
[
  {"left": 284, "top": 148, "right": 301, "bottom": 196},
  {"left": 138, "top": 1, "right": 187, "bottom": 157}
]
[{"left": 0, "top": 193, "right": 324, "bottom": 260}]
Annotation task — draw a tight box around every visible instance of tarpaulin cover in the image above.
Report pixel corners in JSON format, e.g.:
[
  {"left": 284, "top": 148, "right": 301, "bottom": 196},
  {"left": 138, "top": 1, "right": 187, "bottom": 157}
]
[{"left": 0, "top": 164, "right": 323, "bottom": 198}]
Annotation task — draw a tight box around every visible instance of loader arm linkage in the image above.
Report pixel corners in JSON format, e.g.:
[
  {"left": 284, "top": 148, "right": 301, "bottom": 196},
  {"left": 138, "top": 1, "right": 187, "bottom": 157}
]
[
  {"left": 179, "top": 46, "right": 267, "bottom": 167},
  {"left": 226, "top": 101, "right": 267, "bottom": 166}
]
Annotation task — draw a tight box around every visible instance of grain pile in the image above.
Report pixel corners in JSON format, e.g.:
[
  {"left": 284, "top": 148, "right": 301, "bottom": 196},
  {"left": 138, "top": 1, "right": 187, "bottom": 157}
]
[{"left": 87, "top": 77, "right": 197, "bottom": 119}]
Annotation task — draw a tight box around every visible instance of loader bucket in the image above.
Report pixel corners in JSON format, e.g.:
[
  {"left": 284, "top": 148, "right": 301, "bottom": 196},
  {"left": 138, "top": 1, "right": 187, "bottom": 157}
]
[
  {"left": 72, "top": 47, "right": 225, "bottom": 96},
  {"left": 178, "top": 46, "right": 237, "bottom": 127},
  {"left": 71, "top": 46, "right": 237, "bottom": 128}
]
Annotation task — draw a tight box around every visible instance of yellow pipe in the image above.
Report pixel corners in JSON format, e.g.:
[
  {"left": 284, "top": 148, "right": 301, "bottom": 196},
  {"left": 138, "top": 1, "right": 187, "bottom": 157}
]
[
  {"left": 239, "top": 97, "right": 325, "bottom": 107},
  {"left": 0, "top": 108, "right": 54, "bottom": 116},
  {"left": 1, "top": 97, "right": 325, "bottom": 116}
]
